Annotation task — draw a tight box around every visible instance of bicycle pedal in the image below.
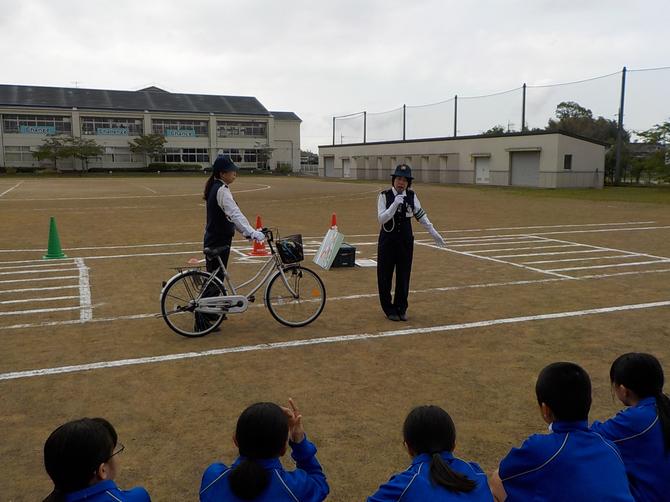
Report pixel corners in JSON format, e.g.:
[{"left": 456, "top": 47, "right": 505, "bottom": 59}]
[{"left": 248, "top": 295, "right": 255, "bottom": 303}]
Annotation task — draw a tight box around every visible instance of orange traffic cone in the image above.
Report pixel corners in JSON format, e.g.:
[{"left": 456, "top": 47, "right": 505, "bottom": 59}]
[
  {"left": 330, "top": 213, "right": 337, "bottom": 229},
  {"left": 249, "top": 215, "right": 271, "bottom": 256}
]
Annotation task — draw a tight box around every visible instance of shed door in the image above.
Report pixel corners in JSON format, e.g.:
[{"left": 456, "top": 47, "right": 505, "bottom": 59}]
[
  {"left": 475, "top": 157, "right": 490, "bottom": 184},
  {"left": 324, "top": 156, "right": 335, "bottom": 177},
  {"left": 342, "top": 158, "right": 351, "bottom": 178},
  {"left": 510, "top": 151, "right": 540, "bottom": 186}
]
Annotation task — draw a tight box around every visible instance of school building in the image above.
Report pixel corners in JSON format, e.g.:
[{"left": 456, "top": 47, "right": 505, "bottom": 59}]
[
  {"left": 318, "top": 131, "right": 607, "bottom": 188},
  {"left": 0, "top": 84, "right": 301, "bottom": 171}
]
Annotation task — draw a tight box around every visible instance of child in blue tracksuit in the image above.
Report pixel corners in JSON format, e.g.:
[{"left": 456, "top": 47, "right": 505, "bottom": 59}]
[
  {"left": 43, "top": 417, "right": 150, "bottom": 502},
  {"left": 490, "top": 362, "right": 634, "bottom": 502},
  {"left": 368, "top": 405, "right": 493, "bottom": 501},
  {"left": 199, "top": 399, "right": 328, "bottom": 502},
  {"left": 591, "top": 352, "right": 670, "bottom": 502}
]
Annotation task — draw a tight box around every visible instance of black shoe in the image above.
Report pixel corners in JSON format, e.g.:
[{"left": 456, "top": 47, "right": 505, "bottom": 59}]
[
  {"left": 398, "top": 313, "right": 408, "bottom": 321},
  {"left": 386, "top": 313, "right": 401, "bottom": 321}
]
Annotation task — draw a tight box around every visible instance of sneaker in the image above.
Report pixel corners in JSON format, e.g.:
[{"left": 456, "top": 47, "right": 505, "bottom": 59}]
[
  {"left": 386, "top": 313, "right": 401, "bottom": 321},
  {"left": 398, "top": 313, "right": 408, "bottom": 321}
]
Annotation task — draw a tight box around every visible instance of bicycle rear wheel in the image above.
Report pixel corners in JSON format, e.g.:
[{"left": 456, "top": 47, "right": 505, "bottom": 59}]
[
  {"left": 160, "top": 270, "right": 226, "bottom": 337},
  {"left": 265, "top": 265, "right": 326, "bottom": 327}
]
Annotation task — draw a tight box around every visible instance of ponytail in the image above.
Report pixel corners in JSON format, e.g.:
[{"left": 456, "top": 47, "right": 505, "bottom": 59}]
[
  {"left": 610, "top": 352, "right": 670, "bottom": 451},
  {"left": 228, "top": 459, "right": 270, "bottom": 500},
  {"left": 429, "top": 452, "right": 476, "bottom": 493},
  {"left": 203, "top": 174, "right": 218, "bottom": 200}
]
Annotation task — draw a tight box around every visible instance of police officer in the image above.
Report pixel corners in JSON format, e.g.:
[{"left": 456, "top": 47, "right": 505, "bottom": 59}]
[{"left": 377, "top": 164, "right": 445, "bottom": 321}]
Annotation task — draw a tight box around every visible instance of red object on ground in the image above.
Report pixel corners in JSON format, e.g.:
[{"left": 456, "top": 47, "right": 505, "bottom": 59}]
[
  {"left": 249, "top": 215, "right": 271, "bottom": 256},
  {"left": 331, "top": 213, "right": 337, "bottom": 229}
]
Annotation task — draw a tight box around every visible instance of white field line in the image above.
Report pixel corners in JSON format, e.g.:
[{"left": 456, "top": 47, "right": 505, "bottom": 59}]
[
  {"left": 0, "top": 261, "right": 77, "bottom": 271},
  {"left": 533, "top": 235, "right": 670, "bottom": 262},
  {"left": 2, "top": 299, "right": 669, "bottom": 381},
  {"left": 416, "top": 241, "right": 573, "bottom": 279},
  {"left": 0, "top": 275, "right": 78, "bottom": 285},
  {"left": 0, "top": 181, "right": 24, "bottom": 197},
  {"left": 0, "top": 305, "right": 84, "bottom": 317},
  {"left": 139, "top": 185, "right": 158, "bottom": 194},
  {"left": 32, "top": 206, "right": 162, "bottom": 211},
  {"left": 0, "top": 295, "right": 79, "bottom": 305},
  {"left": 493, "top": 249, "right": 612, "bottom": 259},
  {"left": 547, "top": 260, "right": 670, "bottom": 272},
  {"left": 0, "top": 285, "right": 78, "bottom": 295},
  {"left": 474, "top": 244, "right": 584, "bottom": 254},
  {"left": 76, "top": 258, "right": 92, "bottom": 321},
  {"left": 448, "top": 239, "right": 548, "bottom": 248},
  {"left": 522, "top": 254, "right": 643, "bottom": 265},
  {"left": 0, "top": 267, "right": 78, "bottom": 276},
  {"left": 3, "top": 267, "right": 670, "bottom": 332},
  {"left": 444, "top": 236, "right": 539, "bottom": 244}
]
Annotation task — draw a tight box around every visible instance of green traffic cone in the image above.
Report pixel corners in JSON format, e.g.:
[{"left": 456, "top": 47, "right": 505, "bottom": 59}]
[{"left": 43, "top": 217, "right": 67, "bottom": 259}]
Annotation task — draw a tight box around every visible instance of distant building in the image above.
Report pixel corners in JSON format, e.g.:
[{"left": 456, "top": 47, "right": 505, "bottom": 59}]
[{"left": 0, "top": 84, "right": 301, "bottom": 171}]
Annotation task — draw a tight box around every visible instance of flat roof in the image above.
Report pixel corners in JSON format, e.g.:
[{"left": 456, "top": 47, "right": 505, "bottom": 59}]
[{"left": 0, "top": 84, "right": 270, "bottom": 116}]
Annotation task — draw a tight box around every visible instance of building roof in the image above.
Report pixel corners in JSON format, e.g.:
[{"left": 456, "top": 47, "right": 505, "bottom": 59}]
[
  {"left": 271, "top": 111, "right": 302, "bottom": 122},
  {"left": 0, "top": 84, "right": 270, "bottom": 116}
]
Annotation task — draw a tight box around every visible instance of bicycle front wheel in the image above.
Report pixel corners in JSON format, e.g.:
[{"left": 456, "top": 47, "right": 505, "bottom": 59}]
[
  {"left": 265, "top": 265, "right": 326, "bottom": 327},
  {"left": 160, "top": 270, "right": 226, "bottom": 337}
]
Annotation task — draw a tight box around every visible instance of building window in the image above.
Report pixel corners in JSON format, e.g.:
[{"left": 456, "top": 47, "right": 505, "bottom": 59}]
[
  {"left": 81, "top": 117, "right": 143, "bottom": 136},
  {"left": 3, "top": 114, "right": 71, "bottom": 135},
  {"left": 156, "top": 148, "right": 209, "bottom": 163},
  {"left": 152, "top": 119, "right": 208, "bottom": 137},
  {"left": 564, "top": 154, "right": 572, "bottom": 170},
  {"left": 217, "top": 120, "right": 267, "bottom": 138},
  {"left": 4, "top": 146, "right": 33, "bottom": 161}
]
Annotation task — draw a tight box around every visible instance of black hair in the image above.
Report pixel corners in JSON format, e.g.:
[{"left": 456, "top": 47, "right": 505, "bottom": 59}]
[
  {"left": 402, "top": 405, "right": 476, "bottom": 493},
  {"left": 610, "top": 352, "right": 670, "bottom": 451},
  {"left": 43, "top": 418, "right": 117, "bottom": 501},
  {"left": 535, "top": 362, "right": 592, "bottom": 421},
  {"left": 228, "top": 402, "right": 289, "bottom": 500},
  {"left": 203, "top": 173, "right": 218, "bottom": 201},
  {"left": 391, "top": 175, "right": 412, "bottom": 188}
]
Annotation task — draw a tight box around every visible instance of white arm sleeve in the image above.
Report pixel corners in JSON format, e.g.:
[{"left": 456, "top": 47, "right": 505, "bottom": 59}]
[
  {"left": 413, "top": 194, "right": 438, "bottom": 232},
  {"left": 378, "top": 193, "right": 397, "bottom": 225},
  {"left": 217, "top": 185, "right": 255, "bottom": 236}
]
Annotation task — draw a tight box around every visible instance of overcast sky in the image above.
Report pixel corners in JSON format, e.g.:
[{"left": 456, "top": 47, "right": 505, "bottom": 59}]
[{"left": 2, "top": 0, "right": 668, "bottom": 151}]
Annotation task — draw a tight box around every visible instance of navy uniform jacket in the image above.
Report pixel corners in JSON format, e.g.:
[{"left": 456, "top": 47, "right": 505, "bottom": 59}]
[
  {"left": 368, "top": 451, "right": 493, "bottom": 501},
  {"left": 200, "top": 436, "right": 328, "bottom": 502},
  {"left": 499, "top": 420, "right": 634, "bottom": 501},
  {"left": 591, "top": 397, "right": 670, "bottom": 502},
  {"left": 63, "top": 479, "right": 150, "bottom": 501}
]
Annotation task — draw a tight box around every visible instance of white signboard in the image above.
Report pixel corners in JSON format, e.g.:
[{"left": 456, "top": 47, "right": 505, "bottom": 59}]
[{"left": 312, "top": 228, "right": 344, "bottom": 270}]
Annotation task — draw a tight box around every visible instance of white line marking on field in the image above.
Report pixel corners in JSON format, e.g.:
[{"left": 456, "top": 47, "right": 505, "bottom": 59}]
[
  {"left": 547, "top": 260, "right": 670, "bottom": 272},
  {"left": 0, "top": 181, "right": 24, "bottom": 197},
  {"left": 0, "top": 305, "right": 86, "bottom": 317},
  {"left": 522, "top": 254, "right": 642, "bottom": 265},
  {"left": 493, "top": 249, "right": 610, "bottom": 258},
  {"left": 0, "top": 285, "right": 78, "bottom": 295},
  {"left": 474, "top": 244, "right": 584, "bottom": 254},
  {"left": 0, "top": 267, "right": 78, "bottom": 276},
  {"left": 0, "top": 262, "right": 76, "bottom": 271},
  {"left": 0, "top": 275, "right": 78, "bottom": 285},
  {"left": 139, "top": 185, "right": 157, "bottom": 194},
  {"left": 75, "top": 258, "right": 92, "bottom": 321},
  {"left": 2, "top": 299, "right": 669, "bottom": 381},
  {"left": 0, "top": 295, "right": 79, "bottom": 305},
  {"left": 534, "top": 235, "right": 670, "bottom": 262}
]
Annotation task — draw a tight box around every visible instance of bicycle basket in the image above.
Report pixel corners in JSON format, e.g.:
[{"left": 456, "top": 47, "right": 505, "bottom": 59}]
[{"left": 277, "top": 234, "right": 304, "bottom": 264}]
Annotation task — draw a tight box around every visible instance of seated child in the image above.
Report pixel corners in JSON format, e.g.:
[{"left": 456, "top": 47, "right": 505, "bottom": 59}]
[
  {"left": 199, "top": 398, "right": 329, "bottom": 501},
  {"left": 591, "top": 352, "right": 670, "bottom": 501},
  {"left": 367, "top": 405, "right": 493, "bottom": 501},
  {"left": 43, "top": 417, "right": 150, "bottom": 502},
  {"left": 490, "top": 362, "right": 634, "bottom": 501}
]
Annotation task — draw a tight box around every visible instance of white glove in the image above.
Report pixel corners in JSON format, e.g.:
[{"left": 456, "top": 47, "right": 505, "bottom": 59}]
[
  {"left": 392, "top": 194, "right": 406, "bottom": 207},
  {"left": 250, "top": 230, "right": 265, "bottom": 242},
  {"left": 429, "top": 228, "right": 446, "bottom": 247}
]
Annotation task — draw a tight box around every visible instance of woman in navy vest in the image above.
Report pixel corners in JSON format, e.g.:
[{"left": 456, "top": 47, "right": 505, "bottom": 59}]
[{"left": 377, "top": 164, "right": 445, "bottom": 321}]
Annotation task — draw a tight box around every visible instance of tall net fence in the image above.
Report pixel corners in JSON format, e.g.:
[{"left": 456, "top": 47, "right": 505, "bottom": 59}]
[{"left": 331, "top": 66, "right": 670, "bottom": 144}]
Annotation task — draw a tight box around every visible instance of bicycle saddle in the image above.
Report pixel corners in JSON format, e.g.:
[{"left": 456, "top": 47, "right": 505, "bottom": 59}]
[{"left": 203, "top": 246, "right": 230, "bottom": 257}]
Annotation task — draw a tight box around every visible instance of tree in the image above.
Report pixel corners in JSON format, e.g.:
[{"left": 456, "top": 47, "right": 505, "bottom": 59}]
[
  {"left": 255, "top": 146, "right": 274, "bottom": 170},
  {"left": 633, "top": 119, "right": 670, "bottom": 183},
  {"left": 482, "top": 125, "right": 507, "bottom": 136},
  {"left": 546, "top": 101, "right": 625, "bottom": 144},
  {"left": 69, "top": 137, "right": 104, "bottom": 173},
  {"left": 32, "top": 135, "right": 69, "bottom": 171},
  {"left": 128, "top": 134, "right": 166, "bottom": 168}
]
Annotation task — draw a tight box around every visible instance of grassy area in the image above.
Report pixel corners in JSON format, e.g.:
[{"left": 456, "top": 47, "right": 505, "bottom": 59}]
[{"left": 466, "top": 185, "right": 670, "bottom": 204}]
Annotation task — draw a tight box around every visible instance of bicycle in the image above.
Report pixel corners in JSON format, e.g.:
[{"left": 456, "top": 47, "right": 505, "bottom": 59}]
[{"left": 160, "top": 228, "right": 326, "bottom": 337}]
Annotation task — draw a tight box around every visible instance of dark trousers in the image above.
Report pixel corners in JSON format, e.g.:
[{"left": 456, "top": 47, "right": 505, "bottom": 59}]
[
  {"left": 377, "top": 234, "right": 413, "bottom": 316},
  {"left": 205, "top": 244, "right": 231, "bottom": 285}
]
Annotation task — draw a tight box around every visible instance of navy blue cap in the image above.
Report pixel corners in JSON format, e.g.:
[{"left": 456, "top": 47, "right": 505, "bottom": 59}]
[
  {"left": 391, "top": 164, "right": 413, "bottom": 180},
  {"left": 212, "top": 155, "right": 239, "bottom": 174}
]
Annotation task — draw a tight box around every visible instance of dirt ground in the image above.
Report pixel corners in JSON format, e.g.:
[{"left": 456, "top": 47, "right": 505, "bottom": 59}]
[{"left": 0, "top": 174, "right": 669, "bottom": 501}]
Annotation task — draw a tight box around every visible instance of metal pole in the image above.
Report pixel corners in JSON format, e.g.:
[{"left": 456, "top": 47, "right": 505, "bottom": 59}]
[
  {"left": 453, "top": 95, "right": 458, "bottom": 137},
  {"left": 363, "top": 111, "right": 367, "bottom": 144},
  {"left": 521, "top": 83, "right": 527, "bottom": 132},
  {"left": 402, "top": 104, "right": 406, "bottom": 141},
  {"left": 332, "top": 117, "right": 335, "bottom": 146},
  {"left": 615, "top": 66, "right": 627, "bottom": 185}
]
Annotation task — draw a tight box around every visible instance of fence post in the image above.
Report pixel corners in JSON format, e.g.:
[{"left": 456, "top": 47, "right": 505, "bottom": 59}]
[
  {"left": 453, "top": 95, "right": 458, "bottom": 137},
  {"left": 402, "top": 104, "right": 406, "bottom": 141},
  {"left": 332, "top": 117, "right": 335, "bottom": 146},
  {"left": 363, "top": 111, "right": 367, "bottom": 144},
  {"left": 615, "top": 66, "right": 627, "bottom": 185},
  {"left": 521, "top": 83, "right": 527, "bottom": 132}
]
